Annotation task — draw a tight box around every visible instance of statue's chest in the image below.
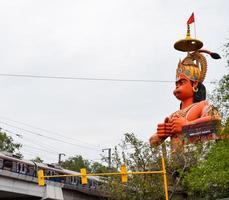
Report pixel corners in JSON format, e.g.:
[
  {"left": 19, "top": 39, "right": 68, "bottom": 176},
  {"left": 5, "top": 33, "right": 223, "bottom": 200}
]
[{"left": 170, "top": 103, "right": 201, "bottom": 121}]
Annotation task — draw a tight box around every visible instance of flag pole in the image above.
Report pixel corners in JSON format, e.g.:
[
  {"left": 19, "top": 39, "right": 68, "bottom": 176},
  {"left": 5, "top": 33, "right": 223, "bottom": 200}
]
[{"left": 194, "top": 20, "right": 196, "bottom": 38}]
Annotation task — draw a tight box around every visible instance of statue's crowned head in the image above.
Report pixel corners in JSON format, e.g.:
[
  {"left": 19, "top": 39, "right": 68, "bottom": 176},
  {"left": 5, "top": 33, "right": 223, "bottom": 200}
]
[
  {"left": 176, "top": 52, "right": 207, "bottom": 83},
  {"left": 173, "top": 17, "right": 221, "bottom": 102}
]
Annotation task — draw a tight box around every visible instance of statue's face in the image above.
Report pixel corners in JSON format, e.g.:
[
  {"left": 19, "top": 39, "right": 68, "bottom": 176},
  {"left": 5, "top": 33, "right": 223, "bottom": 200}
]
[{"left": 173, "top": 75, "right": 194, "bottom": 101}]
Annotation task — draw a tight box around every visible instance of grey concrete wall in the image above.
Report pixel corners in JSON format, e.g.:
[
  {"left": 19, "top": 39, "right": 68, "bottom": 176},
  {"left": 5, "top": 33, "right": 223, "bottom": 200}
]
[{"left": 0, "top": 171, "right": 44, "bottom": 198}]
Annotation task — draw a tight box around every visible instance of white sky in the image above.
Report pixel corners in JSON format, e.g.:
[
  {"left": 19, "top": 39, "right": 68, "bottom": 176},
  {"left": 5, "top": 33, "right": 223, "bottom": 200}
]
[{"left": 0, "top": 0, "right": 228, "bottom": 164}]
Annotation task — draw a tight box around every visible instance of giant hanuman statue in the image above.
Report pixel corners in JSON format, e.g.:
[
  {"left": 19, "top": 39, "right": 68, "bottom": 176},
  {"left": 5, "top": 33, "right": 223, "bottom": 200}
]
[{"left": 149, "top": 13, "right": 221, "bottom": 147}]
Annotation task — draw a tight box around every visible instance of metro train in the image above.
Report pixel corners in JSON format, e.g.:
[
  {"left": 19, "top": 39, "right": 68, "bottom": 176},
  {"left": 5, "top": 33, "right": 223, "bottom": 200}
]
[{"left": 0, "top": 151, "right": 101, "bottom": 192}]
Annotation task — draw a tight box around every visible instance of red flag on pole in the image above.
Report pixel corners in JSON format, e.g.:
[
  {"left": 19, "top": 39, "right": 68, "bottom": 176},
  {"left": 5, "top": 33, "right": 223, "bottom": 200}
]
[{"left": 187, "top": 13, "right": 195, "bottom": 25}]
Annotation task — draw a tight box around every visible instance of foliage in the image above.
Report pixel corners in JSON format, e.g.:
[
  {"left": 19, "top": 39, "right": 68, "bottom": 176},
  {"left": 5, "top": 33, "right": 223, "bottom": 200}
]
[
  {"left": 0, "top": 131, "right": 22, "bottom": 153},
  {"left": 167, "top": 140, "right": 215, "bottom": 200},
  {"left": 100, "top": 132, "right": 228, "bottom": 200},
  {"left": 60, "top": 155, "right": 91, "bottom": 172},
  {"left": 31, "top": 156, "right": 44, "bottom": 163},
  {"left": 101, "top": 133, "right": 165, "bottom": 200},
  {"left": 224, "top": 39, "right": 229, "bottom": 66},
  {"left": 90, "top": 161, "right": 109, "bottom": 173},
  {"left": 184, "top": 140, "right": 229, "bottom": 199},
  {"left": 209, "top": 73, "right": 229, "bottom": 123},
  {"left": 183, "top": 120, "right": 229, "bottom": 200}
]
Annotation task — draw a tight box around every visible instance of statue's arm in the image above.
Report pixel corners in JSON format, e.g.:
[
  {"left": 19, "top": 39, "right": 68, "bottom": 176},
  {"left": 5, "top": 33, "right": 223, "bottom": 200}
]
[
  {"left": 188, "top": 115, "right": 218, "bottom": 125},
  {"left": 188, "top": 103, "right": 221, "bottom": 124}
]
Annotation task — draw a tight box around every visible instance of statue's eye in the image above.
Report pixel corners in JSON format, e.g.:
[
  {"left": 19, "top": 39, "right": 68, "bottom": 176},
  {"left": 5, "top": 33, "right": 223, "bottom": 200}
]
[{"left": 180, "top": 80, "right": 186, "bottom": 85}]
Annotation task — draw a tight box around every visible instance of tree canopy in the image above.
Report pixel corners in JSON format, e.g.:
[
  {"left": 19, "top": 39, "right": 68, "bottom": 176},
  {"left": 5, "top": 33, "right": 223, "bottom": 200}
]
[
  {"left": 0, "top": 131, "right": 21, "bottom": 153},
  {"left": 60, "top": 155, "right": 91, "bottom": 172},
  {"left": 101, "top": 133, "right": 165, "bottom": 200},
  {"left": 31, "top": 156, "right": 44, "bottom": 163}
]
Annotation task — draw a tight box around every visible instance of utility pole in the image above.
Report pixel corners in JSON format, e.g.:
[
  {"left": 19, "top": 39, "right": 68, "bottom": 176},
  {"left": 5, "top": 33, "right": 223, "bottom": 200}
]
[
  {"left": 58, "top": 153, "right": 66, "bottom": 164},
  {"left": 102, "top": 148, "right": 111, "bottom": 169}
]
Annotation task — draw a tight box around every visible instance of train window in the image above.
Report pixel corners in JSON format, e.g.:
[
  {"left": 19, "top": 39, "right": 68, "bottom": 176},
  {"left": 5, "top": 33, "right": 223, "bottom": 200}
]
[
  {"left": 88, "top": 180, "right": 92, "bottom": 188},
  {"left": 17, "top": 163, "right": 27, "bottom": 174},
  {"left": 73, "top": 177, "right": 77, "bottom": 185},
  {"left": 16, "top": 162, "right": 20, "bottom": 172},
  {"left": 3, "top": 160, "right": 13, "bottom": 170},
  {"left": 71, "top": 176, "right": 78, "bottom": 185},
  {"left": 28, "top": 166, "right": 34, "bottom": 176},
  {"left": 0, "top": 159, "right": 3, "bottom": 169},
  {"left": 12, "top": 162, "right": 17, "bottom": 172},
  {"left": 65, "top": 177, "right": 70, "bottom": 184},
  {"left": 22, "top": 164, "right": 25, "bottom": 173},
  {"left": 46, "top": 170, "right": 51, "bottom": 176},
  {"left": 33, "top": 165, "right": 38, "bottom": 177},
  {"left": 70, "top": 176, "right": 74, "bottom": 184}
]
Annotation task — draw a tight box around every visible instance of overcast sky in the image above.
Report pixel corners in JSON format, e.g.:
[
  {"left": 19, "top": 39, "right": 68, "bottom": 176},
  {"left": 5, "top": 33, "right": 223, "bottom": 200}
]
[{"left": 0, "top": 0, "right": 228, "bottom": 164}]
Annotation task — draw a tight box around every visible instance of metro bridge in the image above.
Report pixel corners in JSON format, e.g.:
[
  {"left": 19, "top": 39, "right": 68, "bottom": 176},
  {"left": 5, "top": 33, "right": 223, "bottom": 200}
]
[{"left": 0, "top": 169, "right": 106, "bottom": 200}]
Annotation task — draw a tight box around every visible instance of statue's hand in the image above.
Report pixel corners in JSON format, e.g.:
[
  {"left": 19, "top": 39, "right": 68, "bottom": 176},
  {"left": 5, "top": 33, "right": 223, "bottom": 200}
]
[
  {"left": 149, "top": 118, "right": 171, "bottom": 146},
  {"left": 157, "top": 123, "right": 171, "bottom": 137},
  {"left": 171, "top": 115, "right": 187, "bottom": 133},
  {"left": 149, "top": 134, "right": 160, "bottom": 146}
]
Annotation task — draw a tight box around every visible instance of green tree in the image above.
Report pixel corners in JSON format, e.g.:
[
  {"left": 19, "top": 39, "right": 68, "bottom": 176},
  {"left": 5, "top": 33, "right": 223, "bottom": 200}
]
[
  {"left": 209, "top": 73, "right": 229, "bottom": 123},
  {"left": 60, "top": 155, "right": 91, "bottom": 172},
  {"left": 0, "top": 131, "right": 22, "bottom": 153},
  {"left": 90, "top": 161, "right": 109, "bottom": 173},
  {"left": 184, "top": 139, "right": 229, "bottom": 199},
  {"left": 31, "top": 156, "right": 44, "bottom": 163},
  {"left": 100, "top": 135, "right": 218, "bottom": 200},
  {"left": 101, "top": 133, "right": 165, "bottom": 200}
]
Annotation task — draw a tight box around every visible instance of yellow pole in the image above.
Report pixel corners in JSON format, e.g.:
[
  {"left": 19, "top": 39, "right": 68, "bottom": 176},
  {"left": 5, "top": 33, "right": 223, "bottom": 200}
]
[{"left": 161, "top": 157, "right": 169, "bottom": 200}]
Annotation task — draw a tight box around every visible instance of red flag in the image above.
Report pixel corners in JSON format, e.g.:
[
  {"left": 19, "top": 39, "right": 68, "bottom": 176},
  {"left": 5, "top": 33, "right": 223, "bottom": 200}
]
[{"left": 187, "top": 13, "right": 195, "bottom": 25}]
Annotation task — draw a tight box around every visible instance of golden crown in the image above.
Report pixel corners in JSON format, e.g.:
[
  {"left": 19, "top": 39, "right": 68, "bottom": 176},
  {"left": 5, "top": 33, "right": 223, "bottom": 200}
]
[{"left": 176, "top": 52, "right": 207, "bottom": 83}]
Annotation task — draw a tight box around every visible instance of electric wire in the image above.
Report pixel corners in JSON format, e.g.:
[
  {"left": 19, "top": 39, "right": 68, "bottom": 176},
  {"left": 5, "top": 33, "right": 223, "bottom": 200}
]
[
  {"left": 0, "top": 73, "right": 217, "bottom": 84},
  {"left": 3, "top": 129, "right": 65, "bottom": 162},
  {"left": 22, "top": 151, "right": 58, "bottom": 161},
  {"left": 0, "top": 116, "right": 103, "bottom": 149},
  {"left": 1, "top": 128, "right": 66, "bottom": 155},
  {"left": 22, "top": 144, "right": 58, "bottom": 156},
  {"left": 2, "top": 127, "right": 103, "bottom": 164},
  {"left": 1, "top": 129, "right": 58, "bottom": 160},
  {"left": 0, "top": 121, "right": 100, "bottom": 152},
  {"left": 4, "top": 129, "right": 59, "bottom": 155}
]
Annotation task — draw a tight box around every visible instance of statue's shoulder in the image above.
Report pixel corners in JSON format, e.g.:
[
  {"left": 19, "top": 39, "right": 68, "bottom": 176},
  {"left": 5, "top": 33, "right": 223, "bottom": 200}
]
[
  {"left": 194, "top": 100, "right": 209, "bottom": 109},
  {"left": 197, "top": 100, "right": 220, "bottom": 118}
]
